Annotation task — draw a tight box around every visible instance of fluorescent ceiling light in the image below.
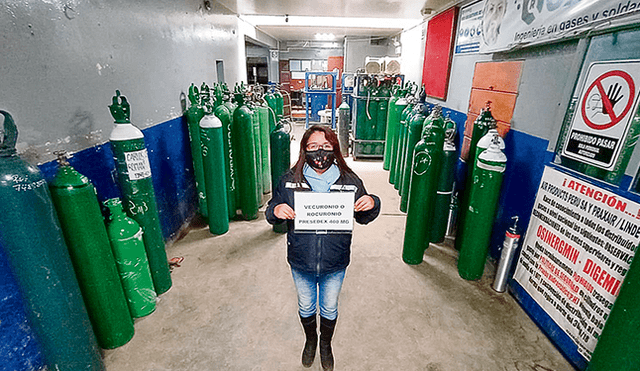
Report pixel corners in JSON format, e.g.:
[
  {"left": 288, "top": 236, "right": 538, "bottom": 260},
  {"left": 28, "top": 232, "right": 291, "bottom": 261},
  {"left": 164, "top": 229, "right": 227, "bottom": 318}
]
[
  {"left": 239, "top": 15, "right": 421, "bottom": 29},
  {"left": 315, "top": 33, "right": 335, "bottom": 40}
]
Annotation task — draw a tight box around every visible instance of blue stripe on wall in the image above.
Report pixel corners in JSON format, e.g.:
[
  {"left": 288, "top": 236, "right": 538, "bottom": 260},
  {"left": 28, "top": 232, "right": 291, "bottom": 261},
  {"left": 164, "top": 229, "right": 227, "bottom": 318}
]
[{"left": 39, "top": 116, "right": 198, "bottom": 240}]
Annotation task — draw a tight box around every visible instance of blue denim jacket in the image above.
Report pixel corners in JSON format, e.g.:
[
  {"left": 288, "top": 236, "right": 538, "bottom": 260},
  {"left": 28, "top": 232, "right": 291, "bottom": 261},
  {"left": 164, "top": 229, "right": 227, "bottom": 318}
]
[{"left": 265, "top": 169, "right": 381, "bottom": 275}]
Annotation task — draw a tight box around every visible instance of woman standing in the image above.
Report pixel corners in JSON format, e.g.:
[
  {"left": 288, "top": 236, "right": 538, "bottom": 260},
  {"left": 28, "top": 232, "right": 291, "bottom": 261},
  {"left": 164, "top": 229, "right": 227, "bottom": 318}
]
[{"left": 266, "top": 125, "right": 381, "bottom": 371}]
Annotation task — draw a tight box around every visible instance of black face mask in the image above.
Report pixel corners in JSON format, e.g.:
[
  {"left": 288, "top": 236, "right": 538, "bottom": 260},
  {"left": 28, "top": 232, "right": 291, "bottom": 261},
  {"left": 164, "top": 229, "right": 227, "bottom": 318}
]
[{"left": 305, "top": 149, "right": 335, "bottom": 170}]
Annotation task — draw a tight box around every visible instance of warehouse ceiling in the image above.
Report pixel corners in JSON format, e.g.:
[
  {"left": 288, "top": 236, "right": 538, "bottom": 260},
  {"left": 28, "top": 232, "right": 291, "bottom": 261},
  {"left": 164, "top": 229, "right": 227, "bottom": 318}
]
[{"left": 215, "top": 0, "right": 458, "bottom": 41}]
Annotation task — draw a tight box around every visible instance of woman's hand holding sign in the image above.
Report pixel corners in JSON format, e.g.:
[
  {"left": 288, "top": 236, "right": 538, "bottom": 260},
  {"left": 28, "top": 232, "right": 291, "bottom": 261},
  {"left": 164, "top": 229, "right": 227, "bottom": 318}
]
[
  {"left": 354, "top": 195, "right": 375, "bottom": 212},
  {"left": 274, "top": 203, "right": 296, "bottom": 220}
]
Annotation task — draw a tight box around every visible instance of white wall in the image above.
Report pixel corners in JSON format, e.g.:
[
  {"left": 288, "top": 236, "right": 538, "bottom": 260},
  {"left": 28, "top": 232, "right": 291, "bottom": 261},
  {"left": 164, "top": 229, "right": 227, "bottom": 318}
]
[
  {"left": 399, "top": 22, "right": 427, "bottom": 85},
  {"left": 0, "top": 0, "right": 276, "bottom": 164}
]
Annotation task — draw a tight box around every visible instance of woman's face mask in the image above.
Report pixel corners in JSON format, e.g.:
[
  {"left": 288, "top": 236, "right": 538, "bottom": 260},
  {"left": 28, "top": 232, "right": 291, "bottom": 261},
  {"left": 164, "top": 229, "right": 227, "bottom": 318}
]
[{"left": 305, "top": 149, "right": 335, "bottom": 170}]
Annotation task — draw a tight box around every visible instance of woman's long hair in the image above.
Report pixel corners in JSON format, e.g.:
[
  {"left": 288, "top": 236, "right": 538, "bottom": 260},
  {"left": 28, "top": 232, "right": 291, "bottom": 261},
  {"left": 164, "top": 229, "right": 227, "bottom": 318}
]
[{"left": 293, "top": 125, "right": 353, "bottom": 183}]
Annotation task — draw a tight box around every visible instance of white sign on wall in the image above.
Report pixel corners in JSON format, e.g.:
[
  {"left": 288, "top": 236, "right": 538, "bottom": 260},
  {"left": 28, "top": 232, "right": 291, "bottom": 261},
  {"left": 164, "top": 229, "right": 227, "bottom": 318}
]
[
  {"left": 294, "top": 192, "right": 355, "bottom": 231},
  {"left": 513, "top": 166, "right": 640, "bottom": 359},
  {"left": 455, "top": 0, "right": 484, "bottom": 54},
  {"left": 561, "top": 60, "right": 640, "bottom": 170},
  {"left": 479, "top": 0, "right": 640, "bottom": 53}
]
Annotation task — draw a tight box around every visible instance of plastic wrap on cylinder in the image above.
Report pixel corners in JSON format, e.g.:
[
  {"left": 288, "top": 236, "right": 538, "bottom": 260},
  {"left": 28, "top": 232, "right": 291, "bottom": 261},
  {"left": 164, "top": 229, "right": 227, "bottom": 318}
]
[
  {"left": 0, "top": 110, "right": 104, "bottom": 370},
  {"left": 104, "top": 198, "right": 157, "bottom": 318},
  {"left": 49, "top": 162, "right": 134, "bottom": 349}
]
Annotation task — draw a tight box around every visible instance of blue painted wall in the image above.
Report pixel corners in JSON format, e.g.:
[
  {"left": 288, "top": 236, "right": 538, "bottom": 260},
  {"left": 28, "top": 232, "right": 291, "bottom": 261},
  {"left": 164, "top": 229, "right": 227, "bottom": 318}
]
[{"left": 38, "top": 116, "right": 198, "bottom": 241}]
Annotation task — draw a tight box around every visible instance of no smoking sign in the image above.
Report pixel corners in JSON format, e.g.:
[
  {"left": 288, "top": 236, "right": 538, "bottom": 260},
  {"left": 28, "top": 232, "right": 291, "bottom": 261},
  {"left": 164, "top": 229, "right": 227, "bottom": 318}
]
[{"left": 563, "top": 60, "right": 640, "bottom": 170}]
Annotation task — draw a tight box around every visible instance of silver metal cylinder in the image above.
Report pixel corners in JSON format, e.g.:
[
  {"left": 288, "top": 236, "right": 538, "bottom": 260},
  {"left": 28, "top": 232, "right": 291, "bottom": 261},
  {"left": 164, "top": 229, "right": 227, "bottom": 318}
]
[{"left": 492, "top": 231, "right": 520, "bottom": 292}]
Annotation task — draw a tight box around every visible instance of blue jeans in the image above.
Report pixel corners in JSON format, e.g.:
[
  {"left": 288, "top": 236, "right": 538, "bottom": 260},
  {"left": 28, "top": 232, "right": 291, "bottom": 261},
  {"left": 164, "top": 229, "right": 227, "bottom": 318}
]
[{"left": 291, "top": 268, "right": 346, "bottom": 320}]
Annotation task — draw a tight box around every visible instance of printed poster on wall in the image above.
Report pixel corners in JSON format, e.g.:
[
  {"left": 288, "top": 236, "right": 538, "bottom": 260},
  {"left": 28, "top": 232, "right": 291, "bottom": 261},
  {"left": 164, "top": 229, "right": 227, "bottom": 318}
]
[
  {"left": 455, "top": 0, "right": 484, "bottom": 54},
  {"left": 561, "top": 60, "right": 640, "bottom": 170},
  {"left": 513, "top": 166, "right": 640, "bottom": 359},
  {"left": 479, "top": 0, "right": 640, "bottom": 53}
]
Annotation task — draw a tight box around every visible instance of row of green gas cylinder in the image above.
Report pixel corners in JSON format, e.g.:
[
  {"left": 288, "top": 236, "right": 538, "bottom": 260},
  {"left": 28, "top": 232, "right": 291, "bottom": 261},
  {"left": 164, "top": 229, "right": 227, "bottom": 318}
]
[
  {"left": 0, "top": 91, "right": 178, "bottom": 371},
  {"left": 379, "top": 84, "right": 509, "bottom": 281},
  {"left": 184, "top": 82, "right": 290, "bottom": 234},
  {"left": 0, "top": 85, "right": 292, "bottom": 371}
]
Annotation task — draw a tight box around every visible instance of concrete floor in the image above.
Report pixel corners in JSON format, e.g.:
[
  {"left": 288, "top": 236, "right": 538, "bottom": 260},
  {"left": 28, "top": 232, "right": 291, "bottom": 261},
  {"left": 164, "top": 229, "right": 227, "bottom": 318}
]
[{"left": 104, "top": 123, "right": 575, "bottom": 371}]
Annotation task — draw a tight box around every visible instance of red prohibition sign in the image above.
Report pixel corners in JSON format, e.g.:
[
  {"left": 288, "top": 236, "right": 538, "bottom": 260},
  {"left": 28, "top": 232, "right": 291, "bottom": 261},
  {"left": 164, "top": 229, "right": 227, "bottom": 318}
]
[{"left": 581, "top": 70, "right": 635, "bottom": 130}]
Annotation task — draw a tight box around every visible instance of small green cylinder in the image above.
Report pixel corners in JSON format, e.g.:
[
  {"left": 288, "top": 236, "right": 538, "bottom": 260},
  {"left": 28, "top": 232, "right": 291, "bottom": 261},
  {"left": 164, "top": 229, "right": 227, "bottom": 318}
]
[
  {"left": 104, "top": 198, "right": 156, "bottom": 319},
  {"left": 200, "top": 113, "right": 230, "bottom": 235},
  {"left": 402, "top": 123, "right": 444, "bottom": 264},
  {"left": 457, "top": 141, "right": 507, "bottom": 280},
  {"left": 251, "top": 105, "right": 264, "bottom": 201},
  {"left": 109, "top": 91, "right": 172, "bottom": 295},
  {"left": 49, "top": 162, "right": 134, "bottom": 349}
]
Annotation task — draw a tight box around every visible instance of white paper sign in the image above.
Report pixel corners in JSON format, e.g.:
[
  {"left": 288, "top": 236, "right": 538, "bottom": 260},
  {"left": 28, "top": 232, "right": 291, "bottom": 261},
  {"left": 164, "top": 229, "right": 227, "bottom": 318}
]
[
  {"left": 455, "top": 0, "right": 484, "bottom": 54},
  {"left": 513, "top": 166, "right": 640, "bottom": 359},
  {"left": 294, "top": 192, "right": 355, "bottom": 231},
  {"left": 125, "top": 149, "right": 152, "bottom": 180}
]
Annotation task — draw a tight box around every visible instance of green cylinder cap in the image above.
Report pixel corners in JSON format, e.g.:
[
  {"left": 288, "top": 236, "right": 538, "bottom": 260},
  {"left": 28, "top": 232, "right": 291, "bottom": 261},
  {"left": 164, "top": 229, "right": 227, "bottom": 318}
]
[{"left": 109, "top": 90, "right": 131, "bottom": 123}]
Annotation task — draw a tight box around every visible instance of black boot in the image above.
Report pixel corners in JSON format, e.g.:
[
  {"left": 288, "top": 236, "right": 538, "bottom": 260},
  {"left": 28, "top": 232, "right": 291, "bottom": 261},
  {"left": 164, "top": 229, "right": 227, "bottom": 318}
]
[
  {"left": 300, "top": 314, "right": 317, "bottom": 368},
  {"left": 319, "top": 316, "right": 337, "bottom": 371}
]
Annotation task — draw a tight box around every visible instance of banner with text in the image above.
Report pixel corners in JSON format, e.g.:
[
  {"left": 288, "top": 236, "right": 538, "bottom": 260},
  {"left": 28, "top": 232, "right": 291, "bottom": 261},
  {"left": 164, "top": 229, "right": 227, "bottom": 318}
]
[
  {"left": 455, "top": 0, "right": 484, "bottom": 54},
  {"left": 513, "top": 166, "right": 640, "bottom": 359},
  {"left": 294, "top": 192, "right": 355, "bottom": 231},
  {"left": 479, "top": 0, "right": 640, "bottom": 53}
]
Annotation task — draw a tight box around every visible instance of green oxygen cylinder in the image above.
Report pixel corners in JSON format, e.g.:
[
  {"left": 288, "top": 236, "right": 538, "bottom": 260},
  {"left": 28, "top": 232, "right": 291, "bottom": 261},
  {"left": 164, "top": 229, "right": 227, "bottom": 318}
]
[
  {"left": 0, "top": 111, "right": 104, "bottom": 370},
  {"left": 456, "top": 128, "right": 504, "bottom": 251},
  {"left": 400, "top": 104, "right": 429, "bottom": 212},
  {"left": 274, "top": 89, "right": 284, "bottom": 121},
  {"left": 265, "top": 87, "right": 278, "bottom": 127},
  {"left": 431, "top": 121, "right": 458, "bottom": 244},
  {"left": 391, "top": 98, "right": 411, "bottom": 188},
  {"left": 270, "top": 121, "right": 291, "bottom": 233},
  {"left": 375, "top": 82, "right": 390, "bottom": 156},
  {"left": 232, "top": 93, "right": 259, "bottom": 220},
  {"left": 402, "top": 119, "right": 445, "bottom": 264},
  {"left": 108, "top": 90, "right": 172, "bottom": 295},
  {"left": 338, "top": 99, "right": 351, "bottom": 155},
  {"left": 383, "top": 85, "right": 401, "bottom": 170},
  {"left": 587, "top": 242, "right": 640, "bottom": 371},
  {"left": 200, "top": 110, "right": 230, "bottom": 235},
  {"left": 397, "top": 91, "right": 424, "bottom": 192},
  {"left": 214, "top": 96, "right": 237, "bottom": 220},
  {"left": 49, "top": 154, "right": 134, "bottom": 349},
  {"left": 103, "top": 198, "right": 157, "bottom": 319},
  {"left": 185, "top": 83, "right": 208, "bottom": 219},
  {"left": 388, "top": 94, "right": 408, "bottom": 182},
  {"left": 456, "top": 105, "right": 498, "bottom": 251},
  {"left": 365, "top": 86, "right": 379, "bottom": 154},
  {"left": 457, "top": 137, "right": 507, "bottom": 280},
  {"left": 258, "top": 102, "right": 272, "bottom": 194},
  {"left": 250, "top": 102, "right": 264, "bottom": 201}
]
